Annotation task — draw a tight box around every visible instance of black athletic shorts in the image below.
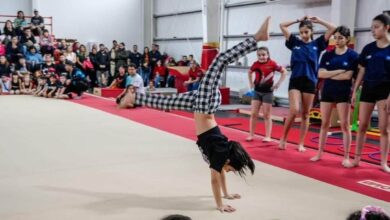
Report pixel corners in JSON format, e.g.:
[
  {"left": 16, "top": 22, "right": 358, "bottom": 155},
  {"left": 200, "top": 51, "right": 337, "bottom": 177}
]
[
  {"left": 288, "top": 76, "right": 316, "bottom": 94},
  {"left": 360, "top": 82, "right": 390, "bottom": 103},
  {"left": 321, "top": 90, "right": 350, "bottom": 103}
]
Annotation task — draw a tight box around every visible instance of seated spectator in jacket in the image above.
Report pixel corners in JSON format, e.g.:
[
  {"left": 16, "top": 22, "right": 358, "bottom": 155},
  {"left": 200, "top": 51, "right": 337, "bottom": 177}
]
[
  {"left": 15, "top": 56, "right": 32, "bottom": 76},
  {"left": 20, "top": 28, "right": 37, "bottom": 53},
  {"left": 116, "top": 43, "right": 129, "bottom": 71},
  {"left": 14, "top": 11, "right": 28, "bottom": 36},
  {"left": 129, "top": 44, "right": 142, "bottom": 68},
  {"left": 65, "top": 60, "right": 88, "bottom": 99},
  {"left": 177, "top": 55, "right": 189, "bottom": 66},
  {"left": 153, "top": 60, "right": 168, "bottom": 88},
  {"left": 56, "top": 39, "right": 67, "bottom": 52},
  {"left": 109, "top": 65, "right": 128, "bottom": 89},
  {"left": 64, "top": 45, "right": 77, "bottom": 63},
  {"left": 31, "top": 10, "right": 44, "bottom": 36},
  {"left": 184, "top": 61, "right": 203, "bottom": 91},
  {"left": 96, "top": 44, "right": 110, "bottom": 87},
  {"left": 6, "top": 36, "right": 24, "bottom": 64},
  {"left": 25, "top": 46, "right": 43, "bottom": 72},
  {"left": 40, "top": 30, "right": 54, "bottom": 55}
]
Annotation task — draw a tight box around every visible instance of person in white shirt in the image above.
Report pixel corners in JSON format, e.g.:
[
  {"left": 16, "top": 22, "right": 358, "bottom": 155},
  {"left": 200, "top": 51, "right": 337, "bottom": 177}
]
[{"left": 128, "top": 63, "right": 145, "bottom": 94}]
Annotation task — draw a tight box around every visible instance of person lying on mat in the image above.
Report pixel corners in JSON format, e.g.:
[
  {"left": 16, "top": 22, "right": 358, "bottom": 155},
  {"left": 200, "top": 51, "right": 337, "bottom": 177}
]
[{"left": 118, "top": 17, "right": 272, "bottom": 213}]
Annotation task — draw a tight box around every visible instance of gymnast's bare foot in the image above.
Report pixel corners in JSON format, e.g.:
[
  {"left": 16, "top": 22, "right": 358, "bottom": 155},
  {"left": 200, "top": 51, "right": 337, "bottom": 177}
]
[
  {"left": 381, "top": 164, "right": 390, "bottom": 173},
  {"left": 342, "top": 159, "right": 353, "bottom": 168},
  {"left": 279, "top": 140, "right": 286, "bottom": 150},
  {"left": 254, "top": 16, "right": 271, "bottom": 41},
  {"left": 310, "top": 153, "right": 322, "bottom": 162},
  {"left": 223, "top": 193, "right": 241, "bottom": 200},
  {"left": 298, "top": 145, "right": 306, "bottom": 152}
]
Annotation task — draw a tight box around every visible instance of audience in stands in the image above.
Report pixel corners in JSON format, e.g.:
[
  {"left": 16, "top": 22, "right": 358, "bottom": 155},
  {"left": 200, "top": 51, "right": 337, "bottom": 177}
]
[
  {"left": 141, "top": 46, "right": 151, "bottom": 86},
  {"left": 64, "top": 45, "right": 77, "bottom": 63},
  {"left": 153, "top": 59, "right": 168, "bottom": 88},
  {"left": 116, "top": 42, "right": 129, "bottom": 72},
  {"left": 109, "top": 65, "right": 128, "bottom": 89},
  {"left": 65, "top": 60, "right": 88, "bottom": 98},
  {"left": 6, "top": 36, "right": 24, "bottom": 63},
  {"left": 96, "top": 44, "right": 110, "bottom": 87},
  {"left": 40, "top": 29, "right": 54, "bottom": 55},
  {"left": 129, "top": 44, "right": 142, "bottom": 68},
  {"left": 31, "top": 10, "right": 44, "bottom": 36},
  {"left": 184, "top": 61, "right": 203, "bottom": 91},
  {"left": 3, "top": 20, "right": 17, "bottom": 41},
  {"left": 14, "top": 11, "right": 28, "bottom": 36},
  {"left": 177, "top": 55, "right": 189, "bottom": 66}
]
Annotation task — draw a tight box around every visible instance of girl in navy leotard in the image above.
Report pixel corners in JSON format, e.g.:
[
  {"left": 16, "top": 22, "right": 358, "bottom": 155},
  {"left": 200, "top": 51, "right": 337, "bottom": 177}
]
[
  {"left": 310, "top": 26, "right": 359, "bottom": 167},
  {"left": 279, "top": 16, "right": 336, "bottom": 152},
  {"left": 352, "top": 14, "right": 390, "bottom": 173}
]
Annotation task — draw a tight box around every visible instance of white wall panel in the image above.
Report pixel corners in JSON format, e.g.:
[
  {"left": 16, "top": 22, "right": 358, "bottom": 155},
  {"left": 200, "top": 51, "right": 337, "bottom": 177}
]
[
  {"left": 154, "top": 0, "right": 202, "bottom": 15},
  {"left": 155, "top": 14, "right": 203, "bottom": 38},
  {"left": 0, "top": 0, "right": 32, "bottom": 16},
  {"left": 356, "top": 0, "right": 390, "bottom": 28},
  {"left": 157, "top": 40, "right": 203, "bottom": 62}
]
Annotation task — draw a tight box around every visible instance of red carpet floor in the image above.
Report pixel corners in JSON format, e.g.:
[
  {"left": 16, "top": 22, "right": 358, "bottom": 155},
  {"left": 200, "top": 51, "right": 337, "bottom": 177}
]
[
  {"left": 69, "top": 94, "right": 390, "bottom": 202},
  {"left": 169, "top": 110, "right": 386, "bottom": 165}
]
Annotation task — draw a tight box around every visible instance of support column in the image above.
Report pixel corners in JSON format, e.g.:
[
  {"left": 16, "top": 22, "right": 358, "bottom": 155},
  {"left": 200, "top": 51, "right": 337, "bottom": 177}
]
[
  {"left": 331, "top": 0, "right": 357, "bottom": 35},
  {"left": 143, "top": 0, "right": 153, "bottom": 49}
]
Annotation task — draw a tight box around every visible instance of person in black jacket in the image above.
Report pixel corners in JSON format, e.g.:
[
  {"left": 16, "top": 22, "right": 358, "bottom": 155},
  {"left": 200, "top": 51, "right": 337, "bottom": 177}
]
[
  {"left": 96, "top": 44, "right": 110, "bottom": 87},
  {"left": 150, "top": 43, "right": 161, "bottom": 74},
  {"left": 129, "top": 44, "right": 142, "bottom": 68}
]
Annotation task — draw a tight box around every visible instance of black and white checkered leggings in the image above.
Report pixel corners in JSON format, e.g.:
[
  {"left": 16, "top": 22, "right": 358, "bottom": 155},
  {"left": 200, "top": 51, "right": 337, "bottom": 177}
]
[{"left": 135, "top": 38, "right": 258, "bottom": 114}]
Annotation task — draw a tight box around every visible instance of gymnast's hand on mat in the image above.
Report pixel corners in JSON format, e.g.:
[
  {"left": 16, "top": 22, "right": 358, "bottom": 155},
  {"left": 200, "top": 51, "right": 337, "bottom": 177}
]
[
  {"left": 223, "top": 193, "right": 241, "bottom": 200},
  {"left": 217, "top": 204, "right": 236, "bottom": 213}
]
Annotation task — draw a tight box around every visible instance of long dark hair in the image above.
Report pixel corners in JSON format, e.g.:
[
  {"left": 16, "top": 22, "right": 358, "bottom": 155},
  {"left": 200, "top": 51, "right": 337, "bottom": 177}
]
[
  {"left": 347, "top": 211, "right": 389, "bottom": 220},
  {"left": 373, "top": 13, "right": 390, "bottom": 33},
  {"left": 228, "top": 141, "right": 255, "bottom": 177},
  {"left": 299, "top": 19, "right": 314, "bottom": 40}
]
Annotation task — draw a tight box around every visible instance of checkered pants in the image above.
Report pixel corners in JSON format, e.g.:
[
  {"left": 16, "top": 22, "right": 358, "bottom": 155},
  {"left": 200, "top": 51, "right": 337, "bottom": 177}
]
[{"left": 135, "top": 38, "right": 258, "bottom": 114}]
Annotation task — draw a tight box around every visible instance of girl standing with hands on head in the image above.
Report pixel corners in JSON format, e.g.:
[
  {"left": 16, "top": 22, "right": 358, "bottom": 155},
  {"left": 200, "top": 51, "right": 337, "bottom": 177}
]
[
  {"left": 279, "top": 16, "right": 336, "bottom": 152},
  {"left": 351, "top": 14, "right": 390, "bottom": 173},
  {"left": 246, "top": 47, "right": 287, "bottom": 142},
  {"left": 310, "top": 26, "right": 359, "bottom": 167}
]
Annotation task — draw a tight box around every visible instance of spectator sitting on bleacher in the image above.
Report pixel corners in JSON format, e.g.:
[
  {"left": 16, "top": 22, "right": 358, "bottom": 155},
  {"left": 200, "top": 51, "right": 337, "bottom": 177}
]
[
  {"left": 116, "top": 42, "right": 128, "bottom": 72},
  {"left": 41, "top": 54, "right": 56, "bottom": 75},
  {"left": 184, "top": 61, "right": 203, "bottom": 91},
  {"left": 73, "top": 41, "right": 81, "bottom": 54},
  {"left": 20, "top": 28, "right": 38, "bottom": 53},
  {"left": 30, "top": 10, "right": 44, "bottom": 36},
  {"left": 6, "top": 36, "right": 24, "bottom": 64},
  {"left": 40, "top": 30, "right": 54, "bottom": 55},
  {"left": 3, "top": 20, "right": 17, "bottom": 41},
  {"left": 64, "top": 45, "right": 77, "bottom": 63},
  {"left": 56, "top": 39, "right": 67, "bottom": 52},
  {"left": 25, "top": 46, "right": 43, "bottom": 72},
  {"left": 96, "top": 44, "right": 110, "bottom": 87},
  {"left": 15, "top": 56, "right": 32, "bottom": 77},
  {"left": 177, "top": 55, "right": 189, "bottom": 66},
  {"left": 65, "top": 60, "right": 88, "bottom": 99},
  {"left": 55, "top": 54, "right": 66, "bottom": 74},
  {"left": 109, "top": 65, "right": 128, "bottom": 89},
  {"left": 129, "top": 44, "right": 142, "bottom": 69},
  {"left": 14, "top": 11, "right": 28, "bottom": 36},
  {"left": 153, "top": 59, "right": 168, "bottom": 88}
]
